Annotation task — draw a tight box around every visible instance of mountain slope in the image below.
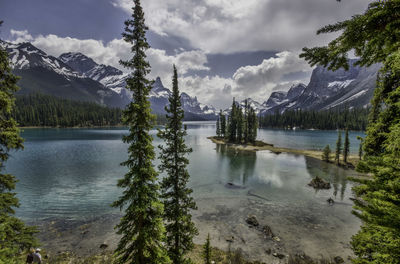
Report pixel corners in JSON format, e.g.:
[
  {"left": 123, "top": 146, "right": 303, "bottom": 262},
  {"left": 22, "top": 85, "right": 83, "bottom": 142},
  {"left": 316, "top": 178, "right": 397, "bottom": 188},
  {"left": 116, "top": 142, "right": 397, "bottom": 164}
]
[
  {"left": 2, "top": 41, "right": 125, "bottom": 108},
  {"left": 59, "top": 52, "right": 217, "bottom": 119},
  {"left": 261, "top": 60, "right": 380, "bottom": 115}
]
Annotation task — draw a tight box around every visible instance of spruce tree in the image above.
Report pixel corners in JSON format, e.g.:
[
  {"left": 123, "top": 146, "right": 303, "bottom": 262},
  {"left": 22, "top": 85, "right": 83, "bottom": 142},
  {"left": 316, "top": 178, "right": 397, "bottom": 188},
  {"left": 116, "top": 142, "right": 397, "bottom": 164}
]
[
  {"left": 244, "top": 99, "right": 249, "bottom": 143},
  {"left": 0, "top": 21, "right": 37, "bottom": 261},
  {"left": 357, "top": 136, "right": 363, "bottom": 161},
  {"left": 111, "top": 2, "right": 170, "bottom": 264},
  {"left": 343, "top": 128, "right": 350, "bottom": 163},
  {"left": 236, "top": 107, "right": 243, "bottom": 143},
  {"left": 228, "top": 99, "right": 237, "bottom": 142},
  {"left": 219, "top": 110, "right": 226, "bottom": 138},
  {"left": 335, "top": 131, "right": 342, "bottom": 165},
  {"left": 216, "top": 115, "right": 221, "bottom": 138},
  {"left": 301, "top": 1, "right": 400, "bottom": 262},
  {"left": 322, "top": 145, "right": 331, "bottom": 162},
  {"left": 203, "top": 234, "right": 211, "bottom": 264},
  {"left": 158, "top": 65, "right": 198, "bottom": 264}
]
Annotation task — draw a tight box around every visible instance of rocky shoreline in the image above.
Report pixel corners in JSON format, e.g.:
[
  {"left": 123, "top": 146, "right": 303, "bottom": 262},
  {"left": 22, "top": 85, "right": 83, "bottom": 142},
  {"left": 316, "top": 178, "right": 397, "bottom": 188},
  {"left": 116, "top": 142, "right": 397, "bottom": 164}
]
[{"left": 32, "top": 192, "right": 360, "bottom": 263}]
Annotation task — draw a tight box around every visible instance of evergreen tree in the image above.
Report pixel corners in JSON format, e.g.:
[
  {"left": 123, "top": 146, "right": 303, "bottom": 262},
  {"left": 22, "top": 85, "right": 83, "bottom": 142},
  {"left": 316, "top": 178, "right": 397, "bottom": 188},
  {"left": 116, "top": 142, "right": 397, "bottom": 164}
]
[
  {"left": 301, "top": 1, "right": 400, "bottom": 262},
  {"left": 248, "top": 107, "right": 258, "bottom": 143},
  {"left": 111, "top": 2, "right": 170, "bottom": 263},
  {"left": 228, "top": 99, "right": 237, "bottom": 142},
  {"left": 343, "top": 128, "right": 350, "bottom": 163},
  {"left": 236, "top": 107, "right": 244, "bottom": 143},
  {"left": 244, "top": 99, "right": 249, "bottom": 143},
  {"left": 158, "top": 66, "right": 198, "bottom": 264},
  {"left": 219, "top": 110, "right": 226, "bottom": 138},
  {"left": 203, "top": 234, "right": 211, "bottom": 264},
  {"left": 322, "top": 145, "right": 331, "bottom": 162},
  {"left": 216, "top": 115, "right": 221, "bottom": 138},
  {"left": 335, "top": 131, "right": 342, "bottom": 165},
  {"left": 0, "top": 21, "right": 37, "bottom": 261},
  {"left": 357, "top": 136, "right": 363, "bottom": 161}
]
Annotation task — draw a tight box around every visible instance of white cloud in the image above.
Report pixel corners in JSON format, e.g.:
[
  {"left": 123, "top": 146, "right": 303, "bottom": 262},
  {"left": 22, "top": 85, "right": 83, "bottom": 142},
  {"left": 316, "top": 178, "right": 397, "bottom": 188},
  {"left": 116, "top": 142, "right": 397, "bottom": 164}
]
[
  {"left": 232, "top": 51, "right": 312, "bottom": 100},
  {"left": 7, "top": 30, "right": 311, "bottom": 109},
  {"left": 113, "top": 0, "right": 370, "bottom": 53},
  {"left": 10, "top": 29, "right": 33, "bottom": 43},
  {"left": 8, "top": 30, "right": 209, "bottom": 91}
]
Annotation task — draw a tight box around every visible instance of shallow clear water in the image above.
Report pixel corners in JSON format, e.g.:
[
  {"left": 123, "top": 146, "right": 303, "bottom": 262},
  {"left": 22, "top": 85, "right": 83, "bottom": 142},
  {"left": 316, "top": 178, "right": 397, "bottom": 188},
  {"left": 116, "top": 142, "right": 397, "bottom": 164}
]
[{"left": 8, "top": 122, "right": 364, "bottom": 221}]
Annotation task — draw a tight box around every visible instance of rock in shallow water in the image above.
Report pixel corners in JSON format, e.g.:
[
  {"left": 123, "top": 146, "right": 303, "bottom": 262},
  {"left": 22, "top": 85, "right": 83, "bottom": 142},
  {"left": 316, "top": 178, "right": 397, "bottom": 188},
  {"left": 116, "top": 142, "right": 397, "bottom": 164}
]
[
  {"left": 246, "top": 215, "right": 259, "bottom": 227},
  {"left": 308, "top": 176, "right": 331, "bottom": 189}
]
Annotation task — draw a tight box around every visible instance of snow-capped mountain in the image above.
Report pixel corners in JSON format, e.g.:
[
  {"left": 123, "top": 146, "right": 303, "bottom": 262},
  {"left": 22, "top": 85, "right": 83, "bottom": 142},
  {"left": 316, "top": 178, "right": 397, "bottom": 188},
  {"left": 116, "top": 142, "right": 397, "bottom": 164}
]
[
  {"left": 2, "top": 41, "right": 124, "bottom": 107},
  {"left": 59, "top": 52, "right": 217, "bottom": 119},
  {"left": 260, "top": 60, "right": 380, "bottom": 115}
]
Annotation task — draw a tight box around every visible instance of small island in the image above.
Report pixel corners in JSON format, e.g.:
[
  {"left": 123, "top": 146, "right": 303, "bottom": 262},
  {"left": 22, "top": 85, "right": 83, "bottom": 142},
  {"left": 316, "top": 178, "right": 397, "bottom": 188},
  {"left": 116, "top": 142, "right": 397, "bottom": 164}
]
[{"left": 211, "top": 98, "right": 362, "bottom": 171}]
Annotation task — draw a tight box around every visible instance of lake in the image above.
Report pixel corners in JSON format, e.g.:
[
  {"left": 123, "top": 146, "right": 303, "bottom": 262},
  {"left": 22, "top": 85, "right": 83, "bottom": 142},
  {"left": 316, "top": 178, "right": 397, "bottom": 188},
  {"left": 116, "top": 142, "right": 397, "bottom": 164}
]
[
  {"left": 8, "top": 122, "right": 366, "bottom": 260},
  {"left": 8, "top": 122, "right": 364, "bottom": 221}
]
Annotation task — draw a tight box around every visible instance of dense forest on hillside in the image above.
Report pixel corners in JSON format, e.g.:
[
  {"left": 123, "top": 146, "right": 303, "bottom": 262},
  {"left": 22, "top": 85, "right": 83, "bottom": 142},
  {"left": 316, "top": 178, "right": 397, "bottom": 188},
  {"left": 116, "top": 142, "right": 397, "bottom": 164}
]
[
  {"left": 13, "top": 94, "right": 123, "bottom": 127},
  {"left": 259, "top": 108, "right": 369, "bottom": 130}
]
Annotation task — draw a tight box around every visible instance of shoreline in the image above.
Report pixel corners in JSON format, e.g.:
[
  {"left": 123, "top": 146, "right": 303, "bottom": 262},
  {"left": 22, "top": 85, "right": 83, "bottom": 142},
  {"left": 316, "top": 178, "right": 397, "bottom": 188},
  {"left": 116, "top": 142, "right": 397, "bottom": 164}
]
[{"left": 208, "top": 136, "right": 364, "bottom": 173}]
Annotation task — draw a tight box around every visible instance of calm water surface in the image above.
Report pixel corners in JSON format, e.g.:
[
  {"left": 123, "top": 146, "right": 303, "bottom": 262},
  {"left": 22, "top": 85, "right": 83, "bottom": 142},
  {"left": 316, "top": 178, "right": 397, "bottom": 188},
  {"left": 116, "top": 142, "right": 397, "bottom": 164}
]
[{"left": 8, "top": 122, "right": 364, "bottom": 220}]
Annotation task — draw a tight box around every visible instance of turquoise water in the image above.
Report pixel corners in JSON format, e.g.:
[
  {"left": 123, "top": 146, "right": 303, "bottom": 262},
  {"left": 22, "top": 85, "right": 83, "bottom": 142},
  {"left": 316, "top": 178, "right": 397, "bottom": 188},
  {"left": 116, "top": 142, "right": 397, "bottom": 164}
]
[{"left": 8, "top": 122, "right": 364, "bottom": 221}]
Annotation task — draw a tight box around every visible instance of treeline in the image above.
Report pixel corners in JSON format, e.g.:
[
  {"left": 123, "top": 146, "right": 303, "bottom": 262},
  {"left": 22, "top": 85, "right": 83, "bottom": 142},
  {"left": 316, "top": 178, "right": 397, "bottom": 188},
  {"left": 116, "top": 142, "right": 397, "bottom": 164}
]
[
  {"left": 259, "top": 107, "right": 369, "bottom": 130},
  {"left": 216, "top": 98, "right": 258, "bottom": 143},
  {"left": 13, "top": 94, "right": 123, "bottom": 127},
  {"left": 11, "top": 94, "right": 170, "bottom": 127}
]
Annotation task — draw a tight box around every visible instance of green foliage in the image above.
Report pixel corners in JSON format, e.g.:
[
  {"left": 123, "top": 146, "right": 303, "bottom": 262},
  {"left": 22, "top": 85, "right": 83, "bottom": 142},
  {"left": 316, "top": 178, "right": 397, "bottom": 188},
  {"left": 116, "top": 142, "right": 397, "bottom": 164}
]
[
  {"left": 203, "top": 234, "right": 211, "bottom": 264},
  {"left": 259, "top": 108, "right": 369, "bottom": 130},
  {"left": 300, "top": 1, "right": 400, "bottom": 263},
  {"left": 216, "top": 115, "right": 221, "bottom": 137},
  {"left": 357, "top": 136, "right": 364, "bottom": 161},
  {"left": 13, "top": 94, "right": 123, "bottom": 127},
  {"left": 111, "top": 1, "right": 170, "bottom": 263},
  {"left": 335, "top": 131, "right": 342, "bottom": 165},
  {"left": 158, "top": 66, "right": 198, "bottom": 264},
  {"left": 343, "top": 128, "right": 350, "bottom": 163},
  {"left": 0, "top": 23, "right": 37, "bottom": 261},
  {"left": 322, "top": 145, "right": 331, "bottom": 162},
  {"left": 219, "top": 110, "right": 226, "bottom": 138},
  {"left": 225, "top": 98, "right": 257, "bottom": 143}
]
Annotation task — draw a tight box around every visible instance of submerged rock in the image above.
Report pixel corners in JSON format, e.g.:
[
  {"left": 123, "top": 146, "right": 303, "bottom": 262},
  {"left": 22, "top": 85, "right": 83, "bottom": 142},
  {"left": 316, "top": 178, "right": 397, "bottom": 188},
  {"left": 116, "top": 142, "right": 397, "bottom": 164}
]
[
  {"left": 334, "top": 256, "right": 344, "bottom": 264},
  {"left": 308, "top": 176, "right": 331, "bottom": 189},
  {"left": 246, "top": 215, "right": 259, "bottom": 227},
  {"left": 262, "top": 225, "right": 274, "bottom": 238},
  {"left": 99, "top": 243, "right": 108, "bottom": 249},
  {"left": 272, "top": 252, "right": 285, "bottom": 259},
  {"left": 327, "top": 197, "right": 335, "bottom": 205},
  {"left": 225, "top": 182, "right": 245, "bottom": 189}
]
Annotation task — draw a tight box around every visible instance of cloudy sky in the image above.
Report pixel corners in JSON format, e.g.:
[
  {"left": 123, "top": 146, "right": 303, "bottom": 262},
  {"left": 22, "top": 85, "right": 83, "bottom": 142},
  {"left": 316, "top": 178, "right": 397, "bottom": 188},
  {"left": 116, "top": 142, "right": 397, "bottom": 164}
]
[{"left": 0, "top": 0, "right": 370, "bottom": 108}]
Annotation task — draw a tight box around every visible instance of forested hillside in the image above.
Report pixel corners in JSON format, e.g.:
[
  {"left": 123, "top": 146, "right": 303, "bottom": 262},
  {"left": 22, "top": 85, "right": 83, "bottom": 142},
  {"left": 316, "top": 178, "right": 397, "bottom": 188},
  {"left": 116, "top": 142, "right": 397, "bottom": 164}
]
[
  {"left": 13, "top": 94, "right": 123, "bottom": 127},
  {"left": 259, "top": 108, "right": 369, "bottom": 131}
]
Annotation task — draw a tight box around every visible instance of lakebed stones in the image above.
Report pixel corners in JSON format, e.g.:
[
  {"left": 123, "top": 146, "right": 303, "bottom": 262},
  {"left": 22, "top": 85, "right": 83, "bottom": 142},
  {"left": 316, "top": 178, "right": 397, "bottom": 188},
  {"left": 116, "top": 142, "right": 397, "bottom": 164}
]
[
  {"left": 308, "top": 176, "right": 331, "bottom": 189},
  {"left": 99, "top": 243, "right": 108, "bottom": 249},
  {"left": 262, "top": 225, "right": 274, "bottom": 239},
  {"left": 334, "top": 256, "right": 345, "bottom": 264},
  {"left": 246, "top": 215, "right": 259, "bottom": 227}
]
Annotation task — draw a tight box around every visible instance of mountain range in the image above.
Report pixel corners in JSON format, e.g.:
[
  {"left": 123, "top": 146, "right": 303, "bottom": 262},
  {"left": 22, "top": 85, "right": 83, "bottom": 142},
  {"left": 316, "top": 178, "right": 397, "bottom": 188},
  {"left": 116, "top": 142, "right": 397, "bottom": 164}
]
[
  {"left": 2, "top": 40, "right": 380, "bottom": 119},
  {"left": 2, "top": 41, "right": 218, "bottom": 120}
]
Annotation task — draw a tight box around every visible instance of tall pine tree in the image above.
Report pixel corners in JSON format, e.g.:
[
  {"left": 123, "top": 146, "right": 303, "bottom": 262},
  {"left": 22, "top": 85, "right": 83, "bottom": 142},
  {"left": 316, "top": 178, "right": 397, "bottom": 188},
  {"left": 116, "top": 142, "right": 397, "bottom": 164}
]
[
  {"left": 216, "top": 115, "right": 221, "bottom": 138},
  {"left": 219, "top": 110, "right": 226, "bottom": 138},
  {"left": 301, "top": 1, "right": 400, "bottom": 262},
  {"left": 228, "top": 98, "right": 237, "bottom": 142},
  {"left": 343, "top": 128, "right": 350, "bottom": 163},
  {"left": 335, "top": 131, "right": 342, "bottom": 165},
  {"left": 111, "top": 3, "right": 170, "bottom": 263},
  {"left": 158, "top": 65, "right": 198, "bottom": 264},
  {"left": 0, "top": 21, "right": 37, "bottom": 262}
]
